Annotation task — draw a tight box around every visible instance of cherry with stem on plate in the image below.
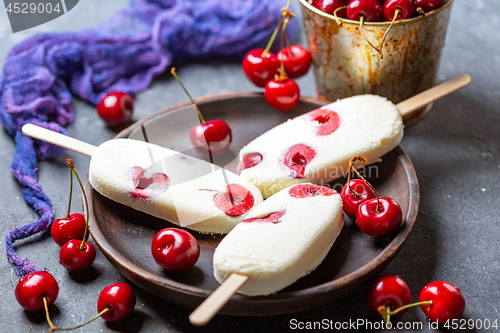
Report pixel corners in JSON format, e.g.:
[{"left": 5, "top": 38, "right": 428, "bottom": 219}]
[
  {"left": 51, "top": 158, "right": 86, "bottom": 247},
  {"left": 346, "top": 0, "right": 398, "bottom": 59},
  {"left": 151, "top": 228, "right": 200, "bottom": 272},
  {"left": 96, "top": 91, "right": 134, "bottom": 127},
  {"left": 349, "top": 156, "right": 403, "bottom": 237},
  {"left": 383, "top": 0, "right": 416, "bottom": 21},
  {"left": 340, "top": 156, "right": 376, "bottom": 219},
  {"left": 15, "top": 271, "right": 59, "bottom": 312},
  {"left": 59, "top": 157, "right": 96, "bottom": 272},
  {"left": 170, "top": 67, "right": 232, "bottom": 159},
  {"left": 365, "top": 274, "right": 412, "bottom": 323},
  {"left": 264, "top": 8, "right": 300, "bottom": 111}
]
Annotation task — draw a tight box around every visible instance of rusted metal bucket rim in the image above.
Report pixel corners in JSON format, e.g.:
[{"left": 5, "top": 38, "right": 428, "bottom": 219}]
[{"left": 298, "top": 0, "right": 454, "bottom": 26}]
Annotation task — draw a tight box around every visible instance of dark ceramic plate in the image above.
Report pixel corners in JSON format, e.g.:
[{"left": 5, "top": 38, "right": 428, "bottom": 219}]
[{"left": 85, "top": 92, "right": 419, "bottom": 316}]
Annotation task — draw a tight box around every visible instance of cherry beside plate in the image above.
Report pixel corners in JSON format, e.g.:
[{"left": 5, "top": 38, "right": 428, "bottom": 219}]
[{"left": 85, "top": 92, "right": 419, "bottom": 316}]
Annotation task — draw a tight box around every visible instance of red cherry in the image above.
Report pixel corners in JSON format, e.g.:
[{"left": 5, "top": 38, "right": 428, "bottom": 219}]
[
  {"left": 305, "top": 108, "right": 341, "bottom": 136},
  {"left": 97, "top": 283, "right": 136, "bottom": 322},
  {"left": 242, "top": 210, "right": 286, "bottom": 223},
  {"left": 237, "top": 153, "right": 263, "bottom": 175},
  {"left": 169, "top": 67, "right": 233, "bottom": 158},
  {"left": 356, "top": 197, "right": 403, "bottom": 237},
  {"left": 151, "top": 228, "right": 200, "bottom": 272},
  {"left": 214, "top": 184, "right": 255, "bottom": 217},
  {"left": 189, "top": 119, "right": 232, "bottom": 157},
  {"left": 264, "top": 78, "right": 300, "bottom": 111},
  {"left": 96, "top": 92, "right": 133, "bottom": 127},
  {"left": 59, "top": 240, "right": 96, "bottom": 272},
  {"left": 414, "top": 0, "right": 448, "bottom": 13},
  {"left": 276, "top": 45, "right": 312, "bottom": 79},
  {"left": 313, "top": 0, "right": 349, "bottom": 17},
  {"left": 289, "top": 184, "right": 336, "bottom": 198},
  {"left": 51, "top": 213, "right": 86, "bottom": 247},
  {"left": 242, "top": 49, "right": 279, "bottom": 87},
  {"left": 283, "top": 144, "right": 316, "bottom": 178},
  {"left": 129, "top": 166, "right": 169, "bottom": 199},
  {"left": 346, "top": 0, "right": 383, "bottom": 22},
  {"left": 383, "top": 0, "right": 416, "bottom": 21},
  {"left": 15, "top": 271, "right": 59, "bottom": 312},
  {"left": 341, "top": 179, "right": 376, "bottom": 219},
  {"left": 419, "top": 281, "right": 466, "bottom": 323},
  {"left": 365, "top": 275, "right": 412, "bottom": 316}
]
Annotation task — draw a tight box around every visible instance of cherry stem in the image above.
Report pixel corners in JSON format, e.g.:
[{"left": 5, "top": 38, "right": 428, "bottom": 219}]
[
  {"left": 333, "top": 6, "right": 347, "bottom": 26},
  {"left": 359, "top": 9, "right": 400, "bottom": 60},
  {"left": 44, "top": 296, "right": 112, "bottom": 332},
  {"left": 379, "top": 9, "right": 400, "bottom": 57},
  {"left": 346, "top": 156, "right": 366, "bottom": 199},
  {"left": 348, "top": 155, "right": 380, "bottom": 211},
  {"left": 377, "top": 300, "right": 433, "bottom": 323},
  {"left": 359, "top": 16, "right": 380, "bottom": 58},
  {"left": 67, "top": 158, "right": 90, "bottom": 251},
  {"left": 262, "top": 0, "right": 294, "bottom": 57},
  {"left": 279, "top": 15, "right": 291, "bottom": 76},
  {"left": 43, "top": 296, "right": 57, "bottom": 332},
  {"left": 65, "top": 158, "right": 74, "bottom": 219},
  {"left": 170, "top": 67, "right": 206, "bottom": 124},
  {"left": 284, "top": 32, "right": 294, "bottom": 57},
  {"left": 416, "top": 7, "right": 425, "bottom": 15}
]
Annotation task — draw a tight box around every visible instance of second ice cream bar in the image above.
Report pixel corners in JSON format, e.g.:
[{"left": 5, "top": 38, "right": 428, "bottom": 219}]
[
  {"left": 238, "top": 95, "right": 404, "bottom": 197},
  {"left": 213, "top": 183, "right": 343, "bottom": 296},
  {"left": 89, "top": 139, "right": 263, "bottom": 234}
]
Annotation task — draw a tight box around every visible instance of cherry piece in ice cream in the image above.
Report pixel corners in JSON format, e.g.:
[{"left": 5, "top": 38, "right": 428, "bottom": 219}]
[
  {"left": 214, "top": 184, "right": 255, "bottom": 217},
  {"left": 283, "top": 144, "right": 316, "bottom": 178}
]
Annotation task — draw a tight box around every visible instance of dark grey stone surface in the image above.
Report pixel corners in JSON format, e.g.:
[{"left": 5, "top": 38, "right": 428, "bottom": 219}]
[{"left": 1, "top": 0, "right": 499, "bottom": 332}]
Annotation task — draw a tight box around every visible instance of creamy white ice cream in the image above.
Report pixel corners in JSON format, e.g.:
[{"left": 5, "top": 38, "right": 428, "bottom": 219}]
[
  {"left": 213, "top": 183, "right": 343, "bottom": 296},
  {"left": 89, "top": 139, "right": 263, "bottom": 234},
  {"left": 239, "top": 95, "right": 404, "bottom": 198}
]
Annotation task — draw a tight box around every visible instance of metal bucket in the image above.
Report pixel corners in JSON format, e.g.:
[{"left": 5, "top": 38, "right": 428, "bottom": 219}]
[{"left": 299, "top": 0, "right": 454, "bottom": 106}]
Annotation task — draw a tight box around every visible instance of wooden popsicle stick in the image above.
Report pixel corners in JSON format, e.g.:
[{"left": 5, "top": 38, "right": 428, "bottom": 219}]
[
  {"left": 396, "top": 74, "right": 471, "bottom": 118},
  {"left": 22, "top": 123, "right": 96, "bottom": 157},
  {"left": 189, "top": 273, "right": 249, "bottom": 326}
]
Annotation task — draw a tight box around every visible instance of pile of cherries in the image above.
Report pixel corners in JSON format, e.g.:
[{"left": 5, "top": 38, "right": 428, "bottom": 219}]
[
  {"left": 340, "top": 155, "right": 402, "bottom": 238},
  {"left": 242, "top": 5, "right": 311, "bottom": 111},
  {"left": 365, "top": 274, "right": 465, "bottom": 324},
  {"left": 15, "top": 158, "right": 137, "bottom": 331},
  {"left": 310, "top": 0, "right": 450, "bottom": 22}
]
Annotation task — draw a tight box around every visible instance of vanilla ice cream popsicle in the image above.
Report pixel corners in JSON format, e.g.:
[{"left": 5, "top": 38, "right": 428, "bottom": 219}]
[
  {"left": 213, "top": 183, "right": 343, "bottom": 296},
  {"left": 89, "top": 138, "right": 263, "bottom": 234},
  {"left": 238, "top": 95, "right": 404, "bottom": 198}
]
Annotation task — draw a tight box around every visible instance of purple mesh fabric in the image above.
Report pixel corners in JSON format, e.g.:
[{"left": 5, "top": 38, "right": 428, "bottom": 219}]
[{"left": 1, "top": 0, "right": 298, "bottom": 277}]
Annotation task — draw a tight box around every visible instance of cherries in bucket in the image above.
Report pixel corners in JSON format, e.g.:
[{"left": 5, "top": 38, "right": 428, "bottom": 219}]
[
  {"left": 308, "top": 0, "right": 450, "bottom": 58},
  {"left": 310, "top": 0, "right": 450, "bottom": 20}
]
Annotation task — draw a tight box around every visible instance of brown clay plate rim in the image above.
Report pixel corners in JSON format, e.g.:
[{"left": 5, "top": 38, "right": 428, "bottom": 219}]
[{"left": 86, "top": 91, "right": 419, "bottom": 313}]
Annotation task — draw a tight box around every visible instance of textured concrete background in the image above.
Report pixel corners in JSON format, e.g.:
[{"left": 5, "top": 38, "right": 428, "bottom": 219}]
[{"left": 0, "top": 0, "right": 499, "bottom": 332}]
